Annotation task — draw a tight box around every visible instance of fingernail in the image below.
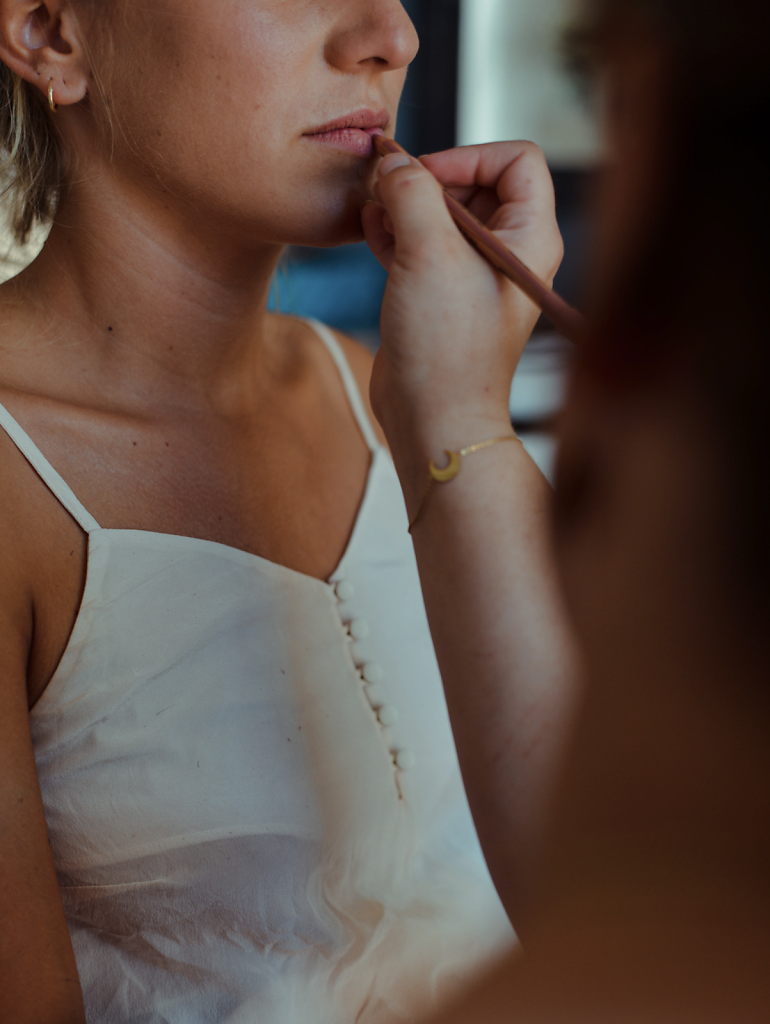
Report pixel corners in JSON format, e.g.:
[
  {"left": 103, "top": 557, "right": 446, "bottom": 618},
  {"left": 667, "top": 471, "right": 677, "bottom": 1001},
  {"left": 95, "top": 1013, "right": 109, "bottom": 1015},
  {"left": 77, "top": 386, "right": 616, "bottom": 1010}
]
[{"left": 378, "top": 154, "right": 411, "bottom": 177}]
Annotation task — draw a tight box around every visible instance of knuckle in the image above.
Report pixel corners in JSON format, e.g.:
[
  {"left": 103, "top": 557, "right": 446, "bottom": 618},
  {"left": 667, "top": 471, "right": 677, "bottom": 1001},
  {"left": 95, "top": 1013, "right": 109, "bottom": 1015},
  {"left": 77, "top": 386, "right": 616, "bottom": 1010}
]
[
  {"left": 380, "top": 165, "right": 436, "bottom": 203},
  {"left": 404, "top": 237, "right": 440, "bottom": 266},
  {"left": 389, "top": 164, "right": 429, "bottom": 186},
  {"left": 397, "top": 166, "right": 438, "bottom": 192},
  {"left": 518, "top": 139, "right": 545, "bottom": 161},
  {"left": 403, "top": 229, "right": 462, "bottom": 271}
]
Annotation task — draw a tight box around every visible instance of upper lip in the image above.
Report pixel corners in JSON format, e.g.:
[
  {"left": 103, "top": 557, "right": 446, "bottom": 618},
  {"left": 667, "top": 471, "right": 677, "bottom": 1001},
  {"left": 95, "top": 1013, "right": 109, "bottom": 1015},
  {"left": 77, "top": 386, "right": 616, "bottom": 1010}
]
[{"left": 303, "top": 108, "right": 390, "bottom": 136}]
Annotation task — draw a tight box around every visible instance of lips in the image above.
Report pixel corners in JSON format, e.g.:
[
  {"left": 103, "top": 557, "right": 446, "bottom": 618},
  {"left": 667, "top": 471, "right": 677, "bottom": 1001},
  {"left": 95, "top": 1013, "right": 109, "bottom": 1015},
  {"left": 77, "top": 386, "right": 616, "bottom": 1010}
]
[{"left": 303, "top": 109, "right": 390, "bottom": 158}]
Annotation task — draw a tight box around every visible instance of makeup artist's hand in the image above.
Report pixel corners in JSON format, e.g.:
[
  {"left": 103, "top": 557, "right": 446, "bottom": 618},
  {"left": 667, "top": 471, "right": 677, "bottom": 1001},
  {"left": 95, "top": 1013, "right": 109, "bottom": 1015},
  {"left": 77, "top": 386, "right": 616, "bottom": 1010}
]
[
  {"left": 362, "top": 145, "right": 578, "bottom": 932},
  {"left": 362, "top": 142, "right": 563, "bottom": 497}
]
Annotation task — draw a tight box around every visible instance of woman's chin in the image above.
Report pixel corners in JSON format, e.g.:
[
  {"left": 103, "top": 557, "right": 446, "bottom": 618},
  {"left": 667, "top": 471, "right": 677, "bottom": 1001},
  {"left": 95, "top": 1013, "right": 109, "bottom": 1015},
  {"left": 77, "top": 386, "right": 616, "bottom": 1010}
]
[{"left": 316, "top": 215, "right": 367, "bottom": 248}]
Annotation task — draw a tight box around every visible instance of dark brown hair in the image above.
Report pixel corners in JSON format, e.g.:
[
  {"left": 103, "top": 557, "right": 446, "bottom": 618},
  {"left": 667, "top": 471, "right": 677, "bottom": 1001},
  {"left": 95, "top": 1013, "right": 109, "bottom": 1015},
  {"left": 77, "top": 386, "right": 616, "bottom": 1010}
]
[
  {"left": 0, "top": 7, "right": 111, "bottom": 246},
  {"left": 578, "top": 0, "right": 770, "bottom": 611},
  {"left": 0, "top": 67, "right": 64, "bottom": 244}
]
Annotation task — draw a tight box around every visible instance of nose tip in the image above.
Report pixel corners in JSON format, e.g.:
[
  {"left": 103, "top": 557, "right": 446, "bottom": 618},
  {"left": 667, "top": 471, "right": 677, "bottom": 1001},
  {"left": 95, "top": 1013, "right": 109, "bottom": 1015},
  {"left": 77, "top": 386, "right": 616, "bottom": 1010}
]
[
  {"left": 393, "top": 5, "right": 420, "bottom": 69},
  {"left": 326, "top": 0, "right": 420, "bottom": 73}
]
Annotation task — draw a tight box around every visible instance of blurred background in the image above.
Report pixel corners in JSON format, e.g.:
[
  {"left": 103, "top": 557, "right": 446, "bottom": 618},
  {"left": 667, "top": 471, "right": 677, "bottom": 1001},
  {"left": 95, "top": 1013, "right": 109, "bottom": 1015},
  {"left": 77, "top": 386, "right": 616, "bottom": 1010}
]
[{"left": 0, "top": 0, "right": 601, "bottom": 479}]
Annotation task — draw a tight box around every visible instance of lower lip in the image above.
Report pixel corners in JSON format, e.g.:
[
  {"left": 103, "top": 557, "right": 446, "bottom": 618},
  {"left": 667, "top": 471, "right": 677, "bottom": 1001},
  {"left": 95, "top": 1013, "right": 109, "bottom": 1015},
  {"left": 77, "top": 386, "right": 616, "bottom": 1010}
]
[{"left": 303, "top": 127, "right": 381, "bottom": 158}]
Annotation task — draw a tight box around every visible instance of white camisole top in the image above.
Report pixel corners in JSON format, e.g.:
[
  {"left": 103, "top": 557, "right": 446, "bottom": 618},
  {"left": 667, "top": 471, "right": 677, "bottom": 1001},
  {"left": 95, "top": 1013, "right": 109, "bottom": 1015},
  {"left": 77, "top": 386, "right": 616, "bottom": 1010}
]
[{"left": 2, "top": 320, "right": 513, "bottom": 1024}]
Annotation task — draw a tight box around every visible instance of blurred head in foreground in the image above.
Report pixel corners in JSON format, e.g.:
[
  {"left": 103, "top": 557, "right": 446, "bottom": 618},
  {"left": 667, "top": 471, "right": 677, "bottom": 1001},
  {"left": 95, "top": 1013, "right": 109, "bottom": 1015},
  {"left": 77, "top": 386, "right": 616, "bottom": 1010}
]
[{"left": 433, "top": 0, "right": 770, "bottom": 1019}]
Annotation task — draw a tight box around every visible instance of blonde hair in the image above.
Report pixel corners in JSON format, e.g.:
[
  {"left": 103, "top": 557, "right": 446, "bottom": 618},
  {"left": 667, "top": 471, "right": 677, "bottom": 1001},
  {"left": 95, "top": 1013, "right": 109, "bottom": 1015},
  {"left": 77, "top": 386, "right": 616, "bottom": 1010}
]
[{"left": 0, "top": 66, "right": 64, "bottom": 246}]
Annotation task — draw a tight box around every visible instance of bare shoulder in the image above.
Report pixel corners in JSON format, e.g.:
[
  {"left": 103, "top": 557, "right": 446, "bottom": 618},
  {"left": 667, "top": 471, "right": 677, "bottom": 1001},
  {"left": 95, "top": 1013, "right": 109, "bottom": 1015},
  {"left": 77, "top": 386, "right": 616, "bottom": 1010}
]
[
  {"left": 0, "top": 309, "right": 93, "bottom": 1017},
  {"left": 0, "top": 436, "right": 86, "bottom": 1020},
  {"left": 273, "top": 314, "right": 388, "bottom": 448}
]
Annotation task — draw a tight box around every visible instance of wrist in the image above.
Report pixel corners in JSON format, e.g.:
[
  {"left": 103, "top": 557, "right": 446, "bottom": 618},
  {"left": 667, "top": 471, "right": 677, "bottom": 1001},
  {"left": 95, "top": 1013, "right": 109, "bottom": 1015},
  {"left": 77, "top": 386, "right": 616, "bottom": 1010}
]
[
  {"left": 387, "top": 409, "right": 514, "bottom": 460},
  {"left": 386, "top": 413, "right": 517, "bottom": 515}
]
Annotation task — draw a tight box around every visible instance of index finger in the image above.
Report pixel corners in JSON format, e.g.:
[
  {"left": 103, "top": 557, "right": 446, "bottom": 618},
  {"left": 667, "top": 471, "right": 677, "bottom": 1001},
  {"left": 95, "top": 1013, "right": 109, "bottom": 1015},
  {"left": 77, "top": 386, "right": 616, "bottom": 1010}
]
[{"left": 420, "top": 141, "right": 555, "bottom": 213}]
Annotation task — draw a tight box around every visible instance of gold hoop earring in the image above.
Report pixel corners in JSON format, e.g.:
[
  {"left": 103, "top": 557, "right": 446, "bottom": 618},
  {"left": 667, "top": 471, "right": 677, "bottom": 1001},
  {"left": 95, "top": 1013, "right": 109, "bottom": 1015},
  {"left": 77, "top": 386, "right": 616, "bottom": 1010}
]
[{"left": 48, "top": 83, "right": 57, "bottom": 113}]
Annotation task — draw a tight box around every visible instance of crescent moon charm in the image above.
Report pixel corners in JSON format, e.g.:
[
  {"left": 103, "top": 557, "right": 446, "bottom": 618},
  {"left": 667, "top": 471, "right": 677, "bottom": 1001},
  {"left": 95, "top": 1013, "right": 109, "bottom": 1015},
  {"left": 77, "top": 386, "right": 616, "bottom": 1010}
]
[{"left": 429, "top": 450, "right": 461, "bottom": 483}]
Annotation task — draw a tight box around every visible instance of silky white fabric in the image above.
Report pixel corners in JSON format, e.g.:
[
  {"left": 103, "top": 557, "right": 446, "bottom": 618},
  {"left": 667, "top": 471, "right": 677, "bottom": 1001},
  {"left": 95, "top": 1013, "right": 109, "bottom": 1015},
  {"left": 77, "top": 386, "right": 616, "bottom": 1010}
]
[{"left": 3, "top": 320, "right": 514, "bottom": 1024}]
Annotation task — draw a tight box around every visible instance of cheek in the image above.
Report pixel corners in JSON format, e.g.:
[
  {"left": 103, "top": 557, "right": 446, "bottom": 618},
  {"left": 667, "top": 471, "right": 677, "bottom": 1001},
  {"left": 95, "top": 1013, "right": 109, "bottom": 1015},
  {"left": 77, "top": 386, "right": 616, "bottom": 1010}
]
[
  {"left": 90, "top": 0, "right": 398, "bottom": 244},
  {"left": 552, "top": 436, "right": 613, "bottom": 656},
  {"left": 106, "top": 5, "right": 302, "bottom": 157},
  {"left": 553, "top": 392, "right": 722, "bottom": 684},
  {"left": 552, "top": 385, "right": 611, "bottom": 638},
  {"left": 551, "top": 390, "right": 653, "bottom": 667}
]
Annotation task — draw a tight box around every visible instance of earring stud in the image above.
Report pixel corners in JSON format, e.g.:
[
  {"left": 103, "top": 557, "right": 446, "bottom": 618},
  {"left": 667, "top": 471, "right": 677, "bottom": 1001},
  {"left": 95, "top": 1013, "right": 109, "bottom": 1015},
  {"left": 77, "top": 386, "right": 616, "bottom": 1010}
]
[{"left": 48, "top": 82, "right": 57, "bottom": 112}]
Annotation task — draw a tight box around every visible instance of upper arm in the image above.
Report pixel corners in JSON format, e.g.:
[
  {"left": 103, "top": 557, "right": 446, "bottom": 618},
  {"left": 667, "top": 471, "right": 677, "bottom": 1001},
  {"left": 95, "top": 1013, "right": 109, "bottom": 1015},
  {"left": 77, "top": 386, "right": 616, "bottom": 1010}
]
[{"left": 0, "top": 483, "right": 86, "bottom": 1023}]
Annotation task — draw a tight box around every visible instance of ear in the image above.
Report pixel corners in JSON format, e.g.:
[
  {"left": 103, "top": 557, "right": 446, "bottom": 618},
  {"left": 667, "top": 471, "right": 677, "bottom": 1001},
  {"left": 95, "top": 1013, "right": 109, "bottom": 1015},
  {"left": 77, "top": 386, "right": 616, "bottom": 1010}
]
[{"left": 0, "top": 0, "right": 89, "bottom": 108}]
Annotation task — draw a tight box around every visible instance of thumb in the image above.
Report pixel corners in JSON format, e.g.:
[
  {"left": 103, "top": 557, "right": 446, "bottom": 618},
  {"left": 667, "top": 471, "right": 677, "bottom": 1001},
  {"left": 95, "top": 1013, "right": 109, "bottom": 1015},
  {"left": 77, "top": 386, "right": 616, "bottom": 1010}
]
[
  {"left": 361, "top": 201, "right": 396, "bottom": 272},
  {"left": 373, "top": 153, "right": 461, "bottom": 271}
]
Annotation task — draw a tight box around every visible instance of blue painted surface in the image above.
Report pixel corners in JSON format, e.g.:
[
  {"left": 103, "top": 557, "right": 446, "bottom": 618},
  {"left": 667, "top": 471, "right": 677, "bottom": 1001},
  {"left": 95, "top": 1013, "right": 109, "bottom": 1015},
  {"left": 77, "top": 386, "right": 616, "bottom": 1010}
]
[{"left": 267, "top": 243, "right": 387, "bottom": 333}]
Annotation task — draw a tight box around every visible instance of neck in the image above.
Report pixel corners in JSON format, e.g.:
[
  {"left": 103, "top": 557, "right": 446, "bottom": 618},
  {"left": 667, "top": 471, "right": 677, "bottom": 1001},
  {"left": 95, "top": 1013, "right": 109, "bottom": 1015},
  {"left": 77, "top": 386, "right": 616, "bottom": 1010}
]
[{"left": 12, "top": 162, "right": 289, "bottom": 408}]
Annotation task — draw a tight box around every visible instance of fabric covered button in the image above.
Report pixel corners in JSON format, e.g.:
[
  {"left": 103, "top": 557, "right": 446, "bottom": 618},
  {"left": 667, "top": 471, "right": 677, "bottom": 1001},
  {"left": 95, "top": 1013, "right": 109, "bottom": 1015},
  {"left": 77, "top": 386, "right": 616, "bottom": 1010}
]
[
  {"left": 349, "top": 618, "right": 369, "bottom": 641},
  {"left": 362, "top": 662, "right": 383, "bottom": 684},
  {"left": 335, "top": 580, "right": 355, "bottom": 601},
  {"left": 378, "top": 704, "right": 399, "bottom": 727},
  {"left": 394, "top": 749, "right": 416, "bottom": 771}
]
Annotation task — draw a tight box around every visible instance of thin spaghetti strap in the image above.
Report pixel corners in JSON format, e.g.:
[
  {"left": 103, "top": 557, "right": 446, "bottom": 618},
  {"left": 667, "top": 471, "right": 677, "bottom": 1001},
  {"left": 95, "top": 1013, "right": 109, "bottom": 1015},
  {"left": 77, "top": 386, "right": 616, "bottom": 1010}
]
[
  {"left": 0, "top": 401, "right": 101, "bottom": 533},
  {"left": 303, "top": 319, "right": 381, "bottom": 453}
]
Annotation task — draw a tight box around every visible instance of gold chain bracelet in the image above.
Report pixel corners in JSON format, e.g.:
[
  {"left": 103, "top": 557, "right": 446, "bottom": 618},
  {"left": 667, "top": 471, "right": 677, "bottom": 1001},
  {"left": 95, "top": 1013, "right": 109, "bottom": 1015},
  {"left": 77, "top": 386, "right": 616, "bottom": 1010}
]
[{"left": 408, "top": 434, "right": 521, "bottom": 533}]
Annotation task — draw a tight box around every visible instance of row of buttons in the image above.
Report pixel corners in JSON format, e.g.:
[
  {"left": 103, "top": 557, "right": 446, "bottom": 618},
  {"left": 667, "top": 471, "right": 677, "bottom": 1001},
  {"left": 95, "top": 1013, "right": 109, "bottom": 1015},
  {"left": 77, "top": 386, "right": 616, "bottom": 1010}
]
[{"left": 335, "top": 579, "right": 416, "bottom": 773}]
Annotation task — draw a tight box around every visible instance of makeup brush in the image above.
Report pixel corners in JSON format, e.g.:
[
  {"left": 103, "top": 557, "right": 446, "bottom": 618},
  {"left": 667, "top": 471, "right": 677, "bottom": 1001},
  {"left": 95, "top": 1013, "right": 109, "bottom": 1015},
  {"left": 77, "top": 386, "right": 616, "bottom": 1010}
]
[{"left": 374, "top": 134, "right": 587, "bottom": 345}]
